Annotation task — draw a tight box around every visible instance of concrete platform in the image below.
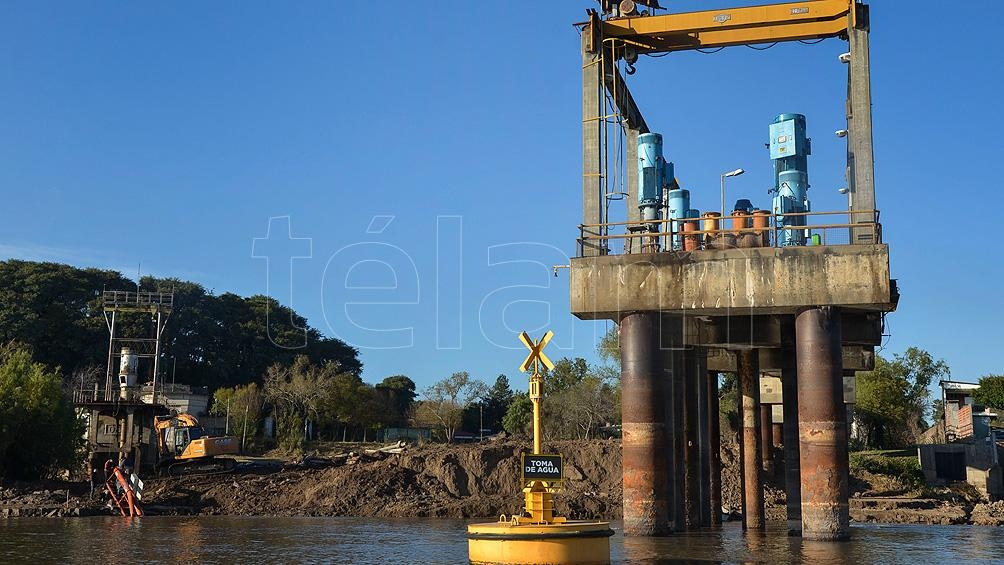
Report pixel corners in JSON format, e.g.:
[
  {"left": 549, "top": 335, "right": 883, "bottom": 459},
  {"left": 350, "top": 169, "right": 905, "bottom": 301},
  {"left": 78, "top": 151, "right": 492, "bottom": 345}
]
[{"left": 570, "top": 244, "right": 897, "bottom": 319}]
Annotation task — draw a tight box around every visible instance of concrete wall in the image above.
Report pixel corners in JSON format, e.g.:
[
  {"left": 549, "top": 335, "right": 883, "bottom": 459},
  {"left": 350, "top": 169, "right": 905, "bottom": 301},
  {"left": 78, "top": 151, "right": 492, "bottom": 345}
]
[
  {"left": 919, "top": 443, "right": 1004, "bottom": 500},
  {"left": 570, "top": 244, "right": 895, "bottom": 319}
]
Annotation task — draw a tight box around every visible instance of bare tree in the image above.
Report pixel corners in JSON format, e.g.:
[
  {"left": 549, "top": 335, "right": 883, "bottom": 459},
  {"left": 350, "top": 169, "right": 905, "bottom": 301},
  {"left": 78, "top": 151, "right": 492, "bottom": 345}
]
[
  {"left": 263, "top": 355, "right": 338, "bottom": 448},
  {"left": 422, "top": 372, "right": 487, "bottom": 442}
]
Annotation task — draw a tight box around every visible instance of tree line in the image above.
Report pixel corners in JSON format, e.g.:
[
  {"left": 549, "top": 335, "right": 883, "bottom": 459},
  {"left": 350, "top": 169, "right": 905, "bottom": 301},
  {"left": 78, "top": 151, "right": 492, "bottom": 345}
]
[{"left": 0, "top": 260, "right": 361, "bottom": 390}]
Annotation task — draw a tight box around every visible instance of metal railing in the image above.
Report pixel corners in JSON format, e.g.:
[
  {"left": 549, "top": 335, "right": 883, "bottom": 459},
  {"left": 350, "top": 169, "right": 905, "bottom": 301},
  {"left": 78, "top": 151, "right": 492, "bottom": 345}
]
[
  {"left": 102, "top": 290, "right": 174, "bottom": 309},
  {"left": 577, "top": 210, "right": 881, "bottom": 257}
]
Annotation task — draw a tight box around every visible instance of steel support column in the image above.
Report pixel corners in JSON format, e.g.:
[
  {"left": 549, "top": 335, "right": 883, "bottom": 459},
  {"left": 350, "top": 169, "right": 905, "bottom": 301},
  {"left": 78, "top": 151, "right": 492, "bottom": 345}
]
[
  {"left": 796, "top": 306, "right": 850, "bottom": 541},
  {"left": 707, "top": 370, "right": 722, "bottom": 527},
  {"left": 782, "top": 323, "right": 802, "bottom": 535},
  {"left": 683, "top": 349, "right": 701, "bottom": 529},
  {"left": 661, "top": 315, "right": 686, "bottom": 532},
  {"left": 760, "top": 403, "right": 774, "bottom": 475},
  {"left": 738, "top": 349, "right": 764, "bottom": 531},
  {"left": 621, "top": 311, "right": 670, "bottom": 535},
  {"left": 697, "top": 356, "right": 712, "bottom": 528}
]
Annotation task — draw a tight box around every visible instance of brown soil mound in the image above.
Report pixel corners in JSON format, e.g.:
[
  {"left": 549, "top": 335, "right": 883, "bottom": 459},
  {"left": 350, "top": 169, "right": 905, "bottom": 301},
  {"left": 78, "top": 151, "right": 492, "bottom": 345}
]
[{"left": 142, "top": 439, "right": 624, "bottom": 519}]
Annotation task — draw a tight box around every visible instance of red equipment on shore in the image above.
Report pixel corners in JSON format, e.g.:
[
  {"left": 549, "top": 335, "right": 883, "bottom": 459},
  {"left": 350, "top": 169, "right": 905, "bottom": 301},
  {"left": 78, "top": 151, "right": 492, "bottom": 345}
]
[{"left": 103, "top": 460, "right": 143, "bottom": 517}]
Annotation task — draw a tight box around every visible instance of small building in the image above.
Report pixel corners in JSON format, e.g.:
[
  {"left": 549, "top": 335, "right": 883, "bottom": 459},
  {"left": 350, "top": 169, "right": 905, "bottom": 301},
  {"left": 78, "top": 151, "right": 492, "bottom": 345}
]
[
  {"left": 140, "top": 382, "right": 210, "bottom": 417},
  {"left": 940, "top": 380, "right": 982, "bottom": 441},
  {"left": 918, "top": 379, "right": 1003, "bottom": 500}
]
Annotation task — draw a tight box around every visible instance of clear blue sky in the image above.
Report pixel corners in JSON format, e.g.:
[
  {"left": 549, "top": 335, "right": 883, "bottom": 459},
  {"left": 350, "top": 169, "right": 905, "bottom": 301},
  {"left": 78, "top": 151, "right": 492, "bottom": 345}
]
[{"left": 2, "top": 1, "right": 1002, "bottom": 391}]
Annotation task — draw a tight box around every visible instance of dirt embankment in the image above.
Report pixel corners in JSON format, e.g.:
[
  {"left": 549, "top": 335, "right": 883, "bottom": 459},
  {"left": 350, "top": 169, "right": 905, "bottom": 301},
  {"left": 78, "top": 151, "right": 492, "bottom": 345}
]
[
  {"left": 5, "top": 438, "right": 1003, "bottom": 525},
  {"left": 142, "top": 439, "right": 622, "bottom": 520}
]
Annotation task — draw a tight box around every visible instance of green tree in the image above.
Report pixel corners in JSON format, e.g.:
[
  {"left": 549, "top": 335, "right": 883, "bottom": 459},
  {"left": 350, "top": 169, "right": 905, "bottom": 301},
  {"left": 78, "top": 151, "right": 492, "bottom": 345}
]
[
  {"left": 974, "top": 374, "right": 1004, "bottom": 410},
  {"left": 0, "top": 261, "right": 363, "bottom": 393},
  {"left": 597, "top": 325, "right": 620, "bottom": 365},
  {"left": 483, "top": 374, "right": 514, "bottom": 432},
  {"left": 375, "top": 375, "right": 417, "bottom": 427},
  {"left": 502, "top": 392, "right": 533, "bottom": 437},
  {"left": 0, "top": 343, "right": 83, "bottom": 479},
  {"left": 545, "top": 357, "right": 590, "bottom": 394},
  {"left": 856, "top": 348, "right": 949, "bottom": 449},
  {"left": 210, "top": 382, "right": 264, "bottom": 452},
  {"left": 263, "top": 355, "right": 343, "bottom": 451}
]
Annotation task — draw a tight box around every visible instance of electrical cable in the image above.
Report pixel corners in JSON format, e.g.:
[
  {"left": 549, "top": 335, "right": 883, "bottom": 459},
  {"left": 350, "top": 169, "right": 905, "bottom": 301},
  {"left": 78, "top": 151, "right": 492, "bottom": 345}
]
[
  {"left": 643, "top": 51, "right": 671, "bottom": 57},
  {"left": 798, "top": 38, "right": 826, "bottom": 45},
  {"left": 746, "top": 42, "right": 778, "bottom": 50},
  {"left": 695, "top": 47, "right": 725, "bottom": 54}
]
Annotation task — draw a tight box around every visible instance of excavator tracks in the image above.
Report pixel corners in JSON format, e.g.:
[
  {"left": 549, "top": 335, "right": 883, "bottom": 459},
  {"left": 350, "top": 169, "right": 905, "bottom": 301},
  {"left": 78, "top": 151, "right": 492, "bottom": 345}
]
[{"left": 166, "top": 457, "right": 237, "bottom": 477}]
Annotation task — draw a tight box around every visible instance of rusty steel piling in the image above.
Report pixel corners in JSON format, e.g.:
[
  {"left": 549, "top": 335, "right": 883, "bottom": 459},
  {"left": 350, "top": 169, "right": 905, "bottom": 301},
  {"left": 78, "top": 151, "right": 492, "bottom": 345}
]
[
  {"left": 707, "top": 370, "right": 722, "bottom": 527},
  {"left": 620, "top": 312, "right": 670, "bottom": 536},
  {"left": 738, "top": 349, "right": 765, "bottom": 531},
  {"left": 781, "top": 329, "right": 802, "bottom": 536},
  {"left": 660, "top": 315, "right": 687, "bottom": 532},
  {"left": 683, "top": 352, "right": 701, "bottom": 529},
  {"left": 760, "top": 403, "right": 774, "bottom": 475},
  {"left": 779, "top": 343, "right": 803, "bottom": 537},
  {"left": 697, "top": 362, "right": 712, "bottom": 528},
  {"left": 796, "top": 307, "right": 850, "bottom": 541}
]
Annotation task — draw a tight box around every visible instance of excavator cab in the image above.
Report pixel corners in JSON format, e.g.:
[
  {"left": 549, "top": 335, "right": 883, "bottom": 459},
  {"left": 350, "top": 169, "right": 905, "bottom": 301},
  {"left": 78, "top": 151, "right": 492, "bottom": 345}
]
[
  {"left": 154, "top": 414, "right": 237, "bottom": 476},
  {"left": 163, "top": 425, "right": 206, "bottom": 456}
]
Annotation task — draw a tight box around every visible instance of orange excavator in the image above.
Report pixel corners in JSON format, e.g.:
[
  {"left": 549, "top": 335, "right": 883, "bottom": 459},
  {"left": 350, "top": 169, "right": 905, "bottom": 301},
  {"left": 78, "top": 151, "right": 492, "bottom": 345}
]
[{"left": 153, "top": 413, "right": 239, "bottom": 476}]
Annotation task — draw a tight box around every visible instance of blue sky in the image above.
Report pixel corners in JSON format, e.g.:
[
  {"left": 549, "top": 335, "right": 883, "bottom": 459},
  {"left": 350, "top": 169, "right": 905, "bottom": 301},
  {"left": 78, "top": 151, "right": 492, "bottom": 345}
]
[{"left": 2, "top": 1, "right": 1002, "bottom": 391}]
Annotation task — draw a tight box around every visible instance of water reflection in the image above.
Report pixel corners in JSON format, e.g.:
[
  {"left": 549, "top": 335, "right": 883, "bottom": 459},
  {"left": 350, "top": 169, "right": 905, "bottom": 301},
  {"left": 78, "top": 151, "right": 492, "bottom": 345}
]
[{"left": 1, "top": 517, "right": 1002, "bottom": 564}]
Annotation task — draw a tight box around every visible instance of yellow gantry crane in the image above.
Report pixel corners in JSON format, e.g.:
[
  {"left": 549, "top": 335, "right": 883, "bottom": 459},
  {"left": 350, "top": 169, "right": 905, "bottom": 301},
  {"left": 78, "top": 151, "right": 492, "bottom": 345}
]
[{"left": 579, "top": 0, "right": 875, "bottom": 254}]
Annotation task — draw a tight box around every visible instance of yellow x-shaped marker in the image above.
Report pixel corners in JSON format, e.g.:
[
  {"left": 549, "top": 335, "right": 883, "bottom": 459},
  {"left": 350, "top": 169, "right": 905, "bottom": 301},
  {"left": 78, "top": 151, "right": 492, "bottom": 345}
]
[{"left": 519, "top": 330, "right": 555, "bottom": 373}]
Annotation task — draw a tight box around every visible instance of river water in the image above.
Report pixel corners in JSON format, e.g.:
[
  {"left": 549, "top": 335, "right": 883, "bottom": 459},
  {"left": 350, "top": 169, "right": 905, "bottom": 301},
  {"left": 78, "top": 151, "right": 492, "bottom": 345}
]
[{"left": 1, "top": 517, "right": 1001, "bottom": 564}]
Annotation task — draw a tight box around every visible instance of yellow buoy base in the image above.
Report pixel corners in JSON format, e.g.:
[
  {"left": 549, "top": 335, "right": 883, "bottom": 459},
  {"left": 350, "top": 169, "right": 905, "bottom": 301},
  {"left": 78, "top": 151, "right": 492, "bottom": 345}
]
[{"left": 467, "top": 520, "right": 614, "bottom": 565}]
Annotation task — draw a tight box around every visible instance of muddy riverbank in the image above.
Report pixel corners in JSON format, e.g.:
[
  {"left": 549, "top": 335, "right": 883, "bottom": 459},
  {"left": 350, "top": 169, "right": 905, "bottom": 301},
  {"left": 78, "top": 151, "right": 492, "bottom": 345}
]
[{"left": 4, "top": 438, "right": 1002, "bottom": 525}]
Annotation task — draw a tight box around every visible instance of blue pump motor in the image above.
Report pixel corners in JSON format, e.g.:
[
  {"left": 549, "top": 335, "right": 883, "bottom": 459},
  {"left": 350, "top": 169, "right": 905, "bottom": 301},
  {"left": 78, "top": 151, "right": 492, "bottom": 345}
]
[{"left": 769, "top": 113, "right": 811, "bottom": 246}]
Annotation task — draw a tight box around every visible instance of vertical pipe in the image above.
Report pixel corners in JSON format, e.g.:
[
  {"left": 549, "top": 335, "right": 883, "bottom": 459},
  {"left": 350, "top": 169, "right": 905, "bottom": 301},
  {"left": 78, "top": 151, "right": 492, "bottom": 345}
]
[
  {"left": 707, "top": 370, "right": 722, "bottom": 526},
  {"left": 782, "top": 324, "right": 802, "bottom": 535},
  {"left": 760, "top": 403, "right": 774, "bottom": 475},
  {"left": 796, "top": 307, "right": 850, "bottom": 541},
  {"left": 661, "top": 315, "right": 686, "bottom": 532},
  {"left": 104, "top": 311, "right": 116, "bottom": 401},
  {"left": 152, "top": 310, "right": 162, "bottom": 405},
  {"left": 620, "top": 312, "right": 670, "bottom": 536},
  {"left": 532, "top": 380, "right": 542, "bottom": 455},
  {"left": 683, "top": 351, "right": 701, "bottom": 529},
  {"left": 738, "top": 349, "right": 765, "bottom": 531},
  {"left": 698, "top": 357, "right": 712, "bottom": 528},
  {"left": 672, "top": 346, "right": 686, "bottom": 532},
  {"left": 773, "top": 422, "right": 784, "bottom": 449}
]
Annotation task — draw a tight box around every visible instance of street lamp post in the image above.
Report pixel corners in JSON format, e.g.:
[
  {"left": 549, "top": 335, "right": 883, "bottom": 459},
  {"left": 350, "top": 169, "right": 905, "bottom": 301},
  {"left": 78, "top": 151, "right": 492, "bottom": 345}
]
[{"left": 720, "top": 168, "right": 746, "bottom": 221}]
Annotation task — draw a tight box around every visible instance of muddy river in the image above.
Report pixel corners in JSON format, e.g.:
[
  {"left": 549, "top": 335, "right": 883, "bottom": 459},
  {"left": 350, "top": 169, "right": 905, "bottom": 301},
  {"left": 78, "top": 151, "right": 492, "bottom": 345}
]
[{"left": 2, "top": 517, "right": 1001, "bottom": 563}]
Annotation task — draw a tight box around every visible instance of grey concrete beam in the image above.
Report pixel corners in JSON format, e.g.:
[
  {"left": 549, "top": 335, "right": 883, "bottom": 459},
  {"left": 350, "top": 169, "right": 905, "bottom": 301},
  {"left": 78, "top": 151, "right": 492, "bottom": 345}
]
[
  {"left": 626, "top": 127, "right": 640, "bottom": 225},
  {"left": 848, "top": 4, "right": 876, "bottom": 244},
  {"left": 570, "top": 245, "right": 895, "bottom": 318},
  {"left": 582, "top": 28, "right": 605, "bottom": 257},
  {"left": 708, "top": 345, "right": 874, "bottom": 373}
]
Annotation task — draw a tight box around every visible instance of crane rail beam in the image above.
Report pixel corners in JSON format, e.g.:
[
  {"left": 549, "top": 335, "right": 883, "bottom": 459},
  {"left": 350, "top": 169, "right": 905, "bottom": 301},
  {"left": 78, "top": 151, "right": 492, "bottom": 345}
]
[{"left": 600, "top": 0, "right": 854, "bottom": 53}]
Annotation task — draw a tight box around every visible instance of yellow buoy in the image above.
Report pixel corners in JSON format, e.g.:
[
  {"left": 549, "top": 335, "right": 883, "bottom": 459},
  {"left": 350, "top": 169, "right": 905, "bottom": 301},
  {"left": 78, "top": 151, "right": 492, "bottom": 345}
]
[
  {"left": 466, "top": 331, "right": 613, "bottom": 565},
  {"left": 467, "top": 519, "right": 614, "bottom": 565}
]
